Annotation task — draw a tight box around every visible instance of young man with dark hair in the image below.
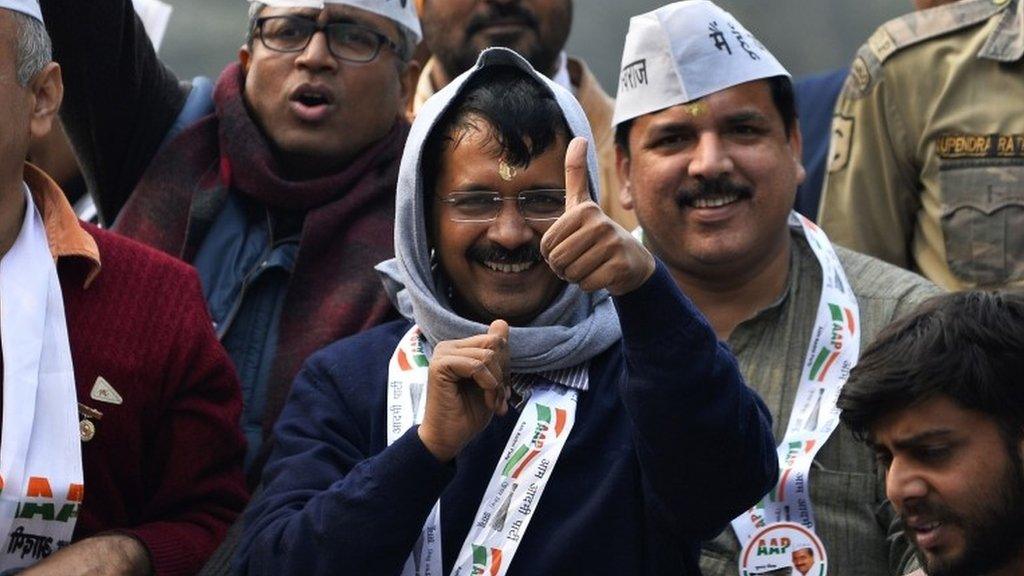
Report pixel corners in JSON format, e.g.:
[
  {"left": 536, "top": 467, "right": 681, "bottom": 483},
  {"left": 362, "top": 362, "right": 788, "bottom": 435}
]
[
  {"left": 839, "top": 291, "right": 1024, "bottom": 576},
  {"left": 611, "top": 2, "right": 941, "bottom": 575},
  {"left": 236, "top": 48, "right": 778, "bottom": 576}
]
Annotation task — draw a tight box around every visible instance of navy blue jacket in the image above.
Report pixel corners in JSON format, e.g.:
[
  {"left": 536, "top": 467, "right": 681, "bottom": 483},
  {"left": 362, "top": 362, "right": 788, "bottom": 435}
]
[{"left": 237, "top": 264, "right": 778, "bottom": 575}]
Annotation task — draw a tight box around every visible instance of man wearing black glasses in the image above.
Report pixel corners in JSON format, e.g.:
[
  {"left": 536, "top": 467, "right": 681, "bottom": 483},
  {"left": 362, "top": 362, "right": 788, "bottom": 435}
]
[{"left": 39, "top": 0, "right": 421, "bottom": 482}]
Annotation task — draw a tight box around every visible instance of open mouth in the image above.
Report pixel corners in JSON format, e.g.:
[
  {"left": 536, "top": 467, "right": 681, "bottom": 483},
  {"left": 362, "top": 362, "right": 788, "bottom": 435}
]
[
  {"left": 289, "top": 84, "right": 336, "bottom": 116},
  {"left": 677, "top": 178, "right": 752, "bottom": 211},
  {"left": 686, "top": 191, "right": 744, "bottom": 209},
  {"left": 296, "top": 93, "right": 330, "bottom": 107},
  {"left": 482, "top": 260, "right": 535, "bottom": 274},
  {"left": 469, "top": 244, "right": 542, "bottom": 275},
  {"left": 906, "top": 518, "right": 947, "bottom": 549}
]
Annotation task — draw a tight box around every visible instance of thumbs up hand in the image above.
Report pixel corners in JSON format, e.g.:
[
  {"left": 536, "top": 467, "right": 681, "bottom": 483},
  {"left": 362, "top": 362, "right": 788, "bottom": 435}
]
[{"left": 540, "top": 137, "right": 655, "bottom": 296}]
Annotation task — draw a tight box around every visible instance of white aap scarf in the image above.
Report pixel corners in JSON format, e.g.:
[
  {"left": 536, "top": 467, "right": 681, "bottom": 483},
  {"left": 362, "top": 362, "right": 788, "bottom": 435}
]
[
  {"left": 387, "top": 326, "right": 582, "bottom": 576},
  {"left": 0, "top": 186, "right": 84, "bottom": 569},
  {"left": 731, "top": 213, "right": 861, "bottom": 576}
]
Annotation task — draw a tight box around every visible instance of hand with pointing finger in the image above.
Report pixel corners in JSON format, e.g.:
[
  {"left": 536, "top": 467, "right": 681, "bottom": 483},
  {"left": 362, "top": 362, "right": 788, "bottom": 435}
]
[
  {"left": 418, "top": 320, "right": 511, "bottom": 463},
  {"left": 541, "top": 137, "right": 656, "bottom": 295}
]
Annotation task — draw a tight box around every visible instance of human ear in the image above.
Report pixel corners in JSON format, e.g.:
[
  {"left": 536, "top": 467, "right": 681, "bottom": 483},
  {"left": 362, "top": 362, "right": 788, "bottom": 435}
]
[{"left": 27, "top": 62, "right": 63, "bottom": 141}]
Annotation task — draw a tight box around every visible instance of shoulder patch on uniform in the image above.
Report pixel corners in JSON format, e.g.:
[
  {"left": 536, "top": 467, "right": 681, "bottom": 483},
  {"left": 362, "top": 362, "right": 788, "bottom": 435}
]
[
  {"left": 878, "top": 0, "right": 1007, "bottom": 62},
  {"left": 840, "top": 0, "right": 1007, "bottom": 99},
  {"left": 867, "top": 27, "right": 898, "bottom": 62},
  {"left": 839, "top": 48, "right": 880, "bottom": 100},
  {"left": 850, "top": 57, "right": 872, "bottom": 93},
  {"left": 828, "top": 116, "right": 855, "bottom": 174}
]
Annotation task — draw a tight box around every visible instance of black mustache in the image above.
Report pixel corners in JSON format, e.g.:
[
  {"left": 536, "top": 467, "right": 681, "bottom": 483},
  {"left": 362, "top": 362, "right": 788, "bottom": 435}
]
[
  {"left": 466, "top": 4, "right": 539, "bottom": 36},
  {"left": 900, "top": 500, "right": 956, "bottom": 526},
  {"left": 467, "top": 244, "right": 542, "bottom": 265},
  {"left": 676, "top": 177, "right": 753, "bottom": 207}
]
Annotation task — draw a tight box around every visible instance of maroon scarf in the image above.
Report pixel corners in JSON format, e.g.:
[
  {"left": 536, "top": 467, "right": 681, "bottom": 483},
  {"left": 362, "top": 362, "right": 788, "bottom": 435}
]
[{"left": 116, "top": 63, "right": 407, "bottom": 462}]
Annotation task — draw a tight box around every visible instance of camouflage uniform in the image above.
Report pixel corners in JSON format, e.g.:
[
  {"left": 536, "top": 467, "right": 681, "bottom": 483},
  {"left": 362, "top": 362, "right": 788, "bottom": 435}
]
[{"left": 819, "top": 0, "right": 1024, "bottom": 290}]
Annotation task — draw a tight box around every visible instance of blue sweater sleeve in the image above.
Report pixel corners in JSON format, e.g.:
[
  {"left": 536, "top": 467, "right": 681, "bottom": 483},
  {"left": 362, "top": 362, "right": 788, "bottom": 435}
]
[
  {"left": 235, "top": 345, "right": 455, "bottom": 575},
  {"left": 613, "top": 261, "right": 778, "bottom": 541}
]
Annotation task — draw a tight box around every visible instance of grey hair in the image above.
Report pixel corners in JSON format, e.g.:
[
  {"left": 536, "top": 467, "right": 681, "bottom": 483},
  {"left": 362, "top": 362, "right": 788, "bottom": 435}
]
[
  {"left": 245, "top": 1, "right": 415, "bottom": 63},
  {"left": 245, "top": 1, "right": 265, "bottom": 47},
  {"left": 12, "top": 11, "right": 52, "bottom": 86}
]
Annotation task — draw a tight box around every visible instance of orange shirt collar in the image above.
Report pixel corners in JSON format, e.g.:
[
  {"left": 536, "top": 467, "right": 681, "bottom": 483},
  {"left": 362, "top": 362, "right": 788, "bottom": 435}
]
[{"left": 23, "top": 163, "right": 101, "bottom": 287}]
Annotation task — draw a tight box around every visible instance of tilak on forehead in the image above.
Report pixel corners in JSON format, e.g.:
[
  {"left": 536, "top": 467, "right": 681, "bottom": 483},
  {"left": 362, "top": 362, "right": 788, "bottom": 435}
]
[
  {"left": 682, "top": 101, "right": 708, "bottom": 117},
  {"left": 611, "top": 0, "right": 789, "bottom": 126},
  {"left": 498, "top": 159, "right": 517, "bottom": 181},
  {"left": 250, "top": 0, "right": 422, "bottom": 42}
]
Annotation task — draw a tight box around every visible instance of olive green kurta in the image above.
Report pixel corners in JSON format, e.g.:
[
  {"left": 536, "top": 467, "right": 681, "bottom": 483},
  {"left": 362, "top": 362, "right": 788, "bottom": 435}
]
[
  {"left": 819, "top": 0, "right": 1024, "bottom": 291},
  {"left": 699, "top": 230, "right": 942, "bottom": 576}
]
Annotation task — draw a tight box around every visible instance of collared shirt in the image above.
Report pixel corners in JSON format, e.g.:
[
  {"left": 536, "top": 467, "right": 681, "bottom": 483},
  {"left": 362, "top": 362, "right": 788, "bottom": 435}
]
[
  {"left": 699, "top": 230, "right": 942, "bottom": 576},
  {"left": 1, "top": 164, "right": 102, "bottom": 410},
  {"left": 820, "top": 0, "right": 1024, "bottom": 291},
  {"left": 23, "top": 163, "right": 100, "bottom": 281}
]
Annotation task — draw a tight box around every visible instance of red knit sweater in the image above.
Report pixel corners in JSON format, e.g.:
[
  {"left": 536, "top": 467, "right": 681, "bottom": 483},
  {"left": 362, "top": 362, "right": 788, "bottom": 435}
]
[{"left": 57, "top": 224, "right": 248, "bottom": 575}]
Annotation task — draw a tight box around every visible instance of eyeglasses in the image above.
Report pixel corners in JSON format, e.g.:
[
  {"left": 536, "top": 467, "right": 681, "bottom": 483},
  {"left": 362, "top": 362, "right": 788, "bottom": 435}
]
[
  {"left": 439, "top": 190, "right": 567, "bottom": 223},
  {"left": 255, "top": 15, "right": 399, "bottom": 63}
]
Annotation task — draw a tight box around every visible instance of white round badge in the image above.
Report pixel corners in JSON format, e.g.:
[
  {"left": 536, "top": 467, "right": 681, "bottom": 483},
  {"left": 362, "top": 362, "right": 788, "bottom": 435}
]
[{"left": 738, "top": 522, "right": 827, "bottom": 576}]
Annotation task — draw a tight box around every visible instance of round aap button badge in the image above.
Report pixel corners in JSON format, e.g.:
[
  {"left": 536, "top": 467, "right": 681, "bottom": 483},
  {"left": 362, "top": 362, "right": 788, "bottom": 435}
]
[{"left": 739, "top": 522, "right": 827, "bottom": 576}]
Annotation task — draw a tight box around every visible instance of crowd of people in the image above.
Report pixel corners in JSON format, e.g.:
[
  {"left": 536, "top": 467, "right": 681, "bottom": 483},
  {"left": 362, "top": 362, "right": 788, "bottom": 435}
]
[{"left": 0, "top": 0, "right": 1021, "bottom": 574}]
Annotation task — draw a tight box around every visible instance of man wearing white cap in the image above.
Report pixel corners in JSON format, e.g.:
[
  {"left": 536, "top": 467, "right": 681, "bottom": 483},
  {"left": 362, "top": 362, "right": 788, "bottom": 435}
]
[
  {"left": 611, "top": 2, "right": 940, "bottom": 575},
  {"left": 236, "top": 47, "right": 777, "bottom": 575},
  {"left": 0, "top": 2, "right": 246, "bottom": 575},
  {"left": 40, "top": 0, "right": 421, "bottom": 477}
]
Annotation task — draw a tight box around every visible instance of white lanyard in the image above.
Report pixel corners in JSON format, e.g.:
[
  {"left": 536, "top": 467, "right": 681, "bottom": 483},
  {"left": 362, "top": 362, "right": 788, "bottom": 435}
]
[
  {"left": 388, "top": 326, "right": 443, "bottom": 576},
  {"left": 732, "top": 213, "right": 860, "bottom": 574},
  {"left": 387, "top": 326, "right": 583, "bottom": 576},
  {"left": 450, "top": 384, "right": 578, "bottom": 576},
  {"left": 0, "top": 186, "right": 84, "bottom": 570}
]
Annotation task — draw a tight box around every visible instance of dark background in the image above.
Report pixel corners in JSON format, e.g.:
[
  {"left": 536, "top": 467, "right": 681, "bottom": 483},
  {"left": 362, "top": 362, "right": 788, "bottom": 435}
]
[{"left": 160, "top": 0, "right": 912, "bottom": 89}]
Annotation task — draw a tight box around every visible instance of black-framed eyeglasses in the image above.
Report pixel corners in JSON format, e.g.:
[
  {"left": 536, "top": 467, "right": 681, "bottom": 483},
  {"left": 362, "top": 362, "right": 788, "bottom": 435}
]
[
  {"left": 255, "top": 15, "right": 399, "bottom": 63},
  {"left": 439, "top": 190, "right": 567, "bottom": 223}
]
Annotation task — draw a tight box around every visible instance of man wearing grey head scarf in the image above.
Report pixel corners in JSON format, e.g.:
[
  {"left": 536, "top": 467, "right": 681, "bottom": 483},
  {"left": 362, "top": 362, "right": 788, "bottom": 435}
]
[{"left": 237, "top": 48, "right": 776, "bottom": 576}]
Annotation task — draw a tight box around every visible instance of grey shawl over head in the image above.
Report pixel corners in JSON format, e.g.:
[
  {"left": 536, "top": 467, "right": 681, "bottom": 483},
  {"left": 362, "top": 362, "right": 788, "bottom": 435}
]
[{"left": 376, "top": 48, "right": 621, "bottom": 372}]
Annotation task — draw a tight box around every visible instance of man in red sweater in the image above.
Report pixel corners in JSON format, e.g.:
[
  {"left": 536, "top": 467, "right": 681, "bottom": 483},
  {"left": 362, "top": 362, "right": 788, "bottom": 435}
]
[{"left": 0, "top": 1, "right": 247, "bottom": 574}]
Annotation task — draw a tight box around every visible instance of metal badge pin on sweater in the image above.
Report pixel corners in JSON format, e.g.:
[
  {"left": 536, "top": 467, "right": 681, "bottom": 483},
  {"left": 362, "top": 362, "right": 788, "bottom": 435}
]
[
  {"left": 90, "top": 376, "right": 123, "bottom": 405},
  {"left": 78, "top": 402, "right": 104, "bottom": 442}
]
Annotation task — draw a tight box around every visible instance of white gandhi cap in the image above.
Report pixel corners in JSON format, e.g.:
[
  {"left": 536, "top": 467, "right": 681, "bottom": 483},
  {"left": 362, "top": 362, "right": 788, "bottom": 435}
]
[
  {"left": 250, "top": 0, "right": 422, "bottom": 43},
  {"left": 0, "top": 0, "right": 42, "bottom": 22},
  {"left": 612, "top": 0, "right": 788, "bottom": 126}
]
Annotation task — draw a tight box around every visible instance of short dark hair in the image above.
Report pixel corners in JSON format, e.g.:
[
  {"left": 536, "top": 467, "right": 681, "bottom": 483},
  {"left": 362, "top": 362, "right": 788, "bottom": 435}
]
[
  {"left": 614, "top": 75, "right": 797, "bottom": 156},
  {"left": 422, "top": 65, "right": 570, "bottom": 197},
  {"left": 838, "top": 291, "right": 1024, "bottom": 442}
]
